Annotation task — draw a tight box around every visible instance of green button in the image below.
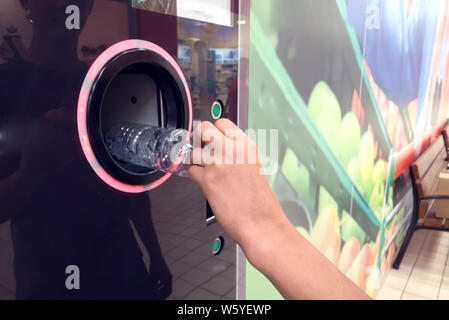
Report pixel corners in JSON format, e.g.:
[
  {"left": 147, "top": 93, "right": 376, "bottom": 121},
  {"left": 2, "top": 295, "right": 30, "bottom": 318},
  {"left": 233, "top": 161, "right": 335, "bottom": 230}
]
[
  {"left": 211, "top": 102, "right": 222, "bottom": 119},
  {"left": 212, "top": 237, "right": 224, "bottom": 255}
]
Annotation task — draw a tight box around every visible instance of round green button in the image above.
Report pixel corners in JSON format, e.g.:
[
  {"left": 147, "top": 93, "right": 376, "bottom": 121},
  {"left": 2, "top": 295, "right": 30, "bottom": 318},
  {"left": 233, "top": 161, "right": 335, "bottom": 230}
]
[
  {"left": 211, "top": 102, "right": 222, "bottom": 119},
  {"left": 212, "top": 237, "right": 224, "bottom": 255}
]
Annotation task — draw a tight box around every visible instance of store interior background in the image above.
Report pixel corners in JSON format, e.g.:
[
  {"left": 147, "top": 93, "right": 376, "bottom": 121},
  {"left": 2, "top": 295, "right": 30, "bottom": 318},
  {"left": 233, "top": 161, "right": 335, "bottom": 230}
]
[{"left": 1, "top": 0, "right": 449, "bottom": 300}]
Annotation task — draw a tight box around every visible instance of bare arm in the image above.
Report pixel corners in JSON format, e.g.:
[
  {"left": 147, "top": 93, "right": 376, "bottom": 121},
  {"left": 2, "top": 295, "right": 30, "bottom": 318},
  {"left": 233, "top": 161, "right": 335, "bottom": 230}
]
[
  {"left": 188, "top": 119, "right": 370, "bottom": 300},
  {"left": 244, "top": 210, "right": 370, "bottom": 300}
]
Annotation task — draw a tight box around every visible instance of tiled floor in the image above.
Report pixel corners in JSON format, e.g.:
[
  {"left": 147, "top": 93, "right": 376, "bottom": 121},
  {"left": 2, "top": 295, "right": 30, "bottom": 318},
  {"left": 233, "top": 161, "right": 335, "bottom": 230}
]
[
  {"left": 377, "top": 229, "right": 449, "bottom": 300},
  {"left": 147, "top": 176, "right": 236, "bottom": 300},
  {"left": 0, "top": 221, "right": 15, "bottom": 300}
]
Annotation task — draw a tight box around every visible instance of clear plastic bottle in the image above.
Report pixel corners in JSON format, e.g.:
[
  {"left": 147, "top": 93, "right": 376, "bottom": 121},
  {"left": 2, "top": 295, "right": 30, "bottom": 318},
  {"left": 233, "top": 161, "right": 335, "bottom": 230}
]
[{"left": 105, "top": 123, "right": 192, "bottom": 177}]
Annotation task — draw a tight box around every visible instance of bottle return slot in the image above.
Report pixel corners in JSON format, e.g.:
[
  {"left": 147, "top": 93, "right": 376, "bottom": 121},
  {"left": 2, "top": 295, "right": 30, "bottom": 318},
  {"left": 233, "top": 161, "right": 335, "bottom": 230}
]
[{"left": 77, "top": 40, "right": 193, "bottom": 192}]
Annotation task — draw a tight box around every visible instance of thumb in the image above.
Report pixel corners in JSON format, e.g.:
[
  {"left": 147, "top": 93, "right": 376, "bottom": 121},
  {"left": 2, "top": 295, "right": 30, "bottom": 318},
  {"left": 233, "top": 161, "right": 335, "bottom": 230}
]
[{"left": 188, "top": 165, "right": 205, "bottom": 186}]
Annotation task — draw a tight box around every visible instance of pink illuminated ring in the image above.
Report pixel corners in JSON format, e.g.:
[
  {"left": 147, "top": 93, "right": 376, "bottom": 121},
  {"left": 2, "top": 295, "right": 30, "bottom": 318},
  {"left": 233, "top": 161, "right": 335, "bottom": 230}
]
[{"left": 77, "top": 39, "right": 193, "bottom": 193}]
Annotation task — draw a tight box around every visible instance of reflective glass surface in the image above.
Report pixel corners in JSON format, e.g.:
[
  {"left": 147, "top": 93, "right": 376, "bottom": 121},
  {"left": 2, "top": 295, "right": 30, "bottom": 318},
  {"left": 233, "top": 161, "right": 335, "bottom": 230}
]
[{"left": 0, "top": 0, "right": 241, "bottom": 299}]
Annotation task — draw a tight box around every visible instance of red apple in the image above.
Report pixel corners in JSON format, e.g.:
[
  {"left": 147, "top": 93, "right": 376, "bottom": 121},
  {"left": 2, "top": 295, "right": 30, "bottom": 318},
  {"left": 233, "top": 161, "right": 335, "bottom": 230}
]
[
  {"left": 351, "top": 90, "right": 365, "bottom": 126},
  {"left": 346, "top": 244, "right": 374, "bottom": 291}
]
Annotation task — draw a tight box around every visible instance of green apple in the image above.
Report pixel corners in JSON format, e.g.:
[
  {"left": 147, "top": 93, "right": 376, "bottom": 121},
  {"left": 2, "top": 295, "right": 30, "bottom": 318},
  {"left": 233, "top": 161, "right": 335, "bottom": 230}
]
[
  {"left": 297, "top": 227, "right": 311, "bottom": 242},
  {"left": 347, "top": 157, "right": 363, "bottom": 192},
  {"left": 370, "top": 159, "right": 394, "bottom": 220},
  {"left": 386, "top": 190, "right": 393, "bottom": 214},
  {"left": 359, "top": 132, "right": 375, "bottom": 200},
  {"left": 308, "top": 81, "right": 342, "bottom": 149},
  {"left": 341, "top": 210, "right": 366, "bottom": 245},
  {"left": 369, "top": 181, "right": 385, "bottom": 221},
  {"left": 372, "top": 159, "right": 387, "bottom": 188},
  {"left": 319, "top": 186, "right": 338, "bottom": 214},
  {"left": 338, "top": 112, "right": 361, "bottom": 168},
  {"left": 281, "top": 148, "right": 310, "bottom": 198}
]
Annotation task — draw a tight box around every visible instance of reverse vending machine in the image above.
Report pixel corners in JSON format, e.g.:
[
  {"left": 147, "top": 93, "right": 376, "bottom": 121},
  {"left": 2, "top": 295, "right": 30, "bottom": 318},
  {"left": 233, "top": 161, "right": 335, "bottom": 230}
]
[{"left": 0, "top": 0, "right": 243, "bottom": 299}]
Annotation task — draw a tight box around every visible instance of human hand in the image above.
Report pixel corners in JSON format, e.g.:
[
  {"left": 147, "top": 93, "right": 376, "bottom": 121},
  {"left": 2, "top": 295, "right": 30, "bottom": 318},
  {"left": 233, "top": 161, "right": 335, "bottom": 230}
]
[
  {"left": 189, "top": 120, "right": 370, "bottom": 300},
  {"left": 188, "top": 119, "right": 295, "bottom": 268}
]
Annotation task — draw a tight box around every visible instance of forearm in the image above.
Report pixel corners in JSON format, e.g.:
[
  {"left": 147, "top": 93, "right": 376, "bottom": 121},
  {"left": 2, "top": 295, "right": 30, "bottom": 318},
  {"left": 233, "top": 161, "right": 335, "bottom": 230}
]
[
  {"left": 189, "top": 119, "right": 371, "bottom": 300},
  {"left": 243, "top": 211, "right": 371, "bottom": 300}
]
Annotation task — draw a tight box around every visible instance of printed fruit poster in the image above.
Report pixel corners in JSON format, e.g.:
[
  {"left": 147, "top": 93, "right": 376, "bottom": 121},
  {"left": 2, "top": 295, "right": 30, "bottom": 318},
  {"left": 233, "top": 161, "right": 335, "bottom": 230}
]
[{"left": 244, "top": 0, "right": 449, "bottom": 299}]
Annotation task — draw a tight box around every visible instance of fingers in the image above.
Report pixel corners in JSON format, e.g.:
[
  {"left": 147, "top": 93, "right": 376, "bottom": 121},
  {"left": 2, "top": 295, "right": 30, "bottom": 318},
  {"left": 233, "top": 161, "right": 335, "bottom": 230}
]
[
  {"left": 188, "top": 165, "right": 204, "bottom": 186},
  {"left": 194, "top": 119, "right": 243, "bottom": 145},
  {"left": 193, "top": 121, "right": 225, "bottom": 148},
  {"left": 214, "top": 118, "right": 238, "bottom": 132},
  {"left": 191, "top": 120, "right": 245, "bottom": 167},
  {"left": 190, "top": 146, "right": 216, "bottom": 166},
  {"left": 214, "top": 118, "right": 246, "bottom": 140}
]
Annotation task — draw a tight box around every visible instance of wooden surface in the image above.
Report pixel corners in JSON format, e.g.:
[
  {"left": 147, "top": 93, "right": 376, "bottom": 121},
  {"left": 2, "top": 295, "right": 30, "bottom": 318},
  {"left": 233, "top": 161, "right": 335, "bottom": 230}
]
[
  {"left": 411, "top": 136, "right": 448, "bottom": 220},
  {"left": 411, "top": 137, "right": 445, "bottom": 179},
  {"left": 416, "top": 149, "right": 447, "bottom": 198}
]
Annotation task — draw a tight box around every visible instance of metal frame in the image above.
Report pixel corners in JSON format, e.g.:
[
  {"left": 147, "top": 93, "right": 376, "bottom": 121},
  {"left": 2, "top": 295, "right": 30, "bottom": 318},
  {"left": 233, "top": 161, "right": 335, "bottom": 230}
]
[{"left": 393, "top": 166, "right": 449, "bottom": 269}]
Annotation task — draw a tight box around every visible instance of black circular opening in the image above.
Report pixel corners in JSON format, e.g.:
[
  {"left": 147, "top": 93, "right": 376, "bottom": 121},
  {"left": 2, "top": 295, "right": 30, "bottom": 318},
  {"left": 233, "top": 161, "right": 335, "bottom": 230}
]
[{"left": 87, "top": 49, "right": 190, "bottom": 186}]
